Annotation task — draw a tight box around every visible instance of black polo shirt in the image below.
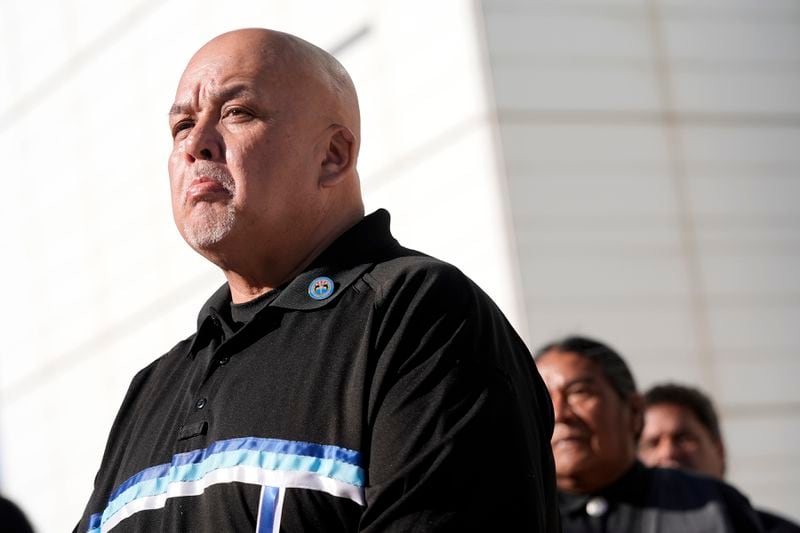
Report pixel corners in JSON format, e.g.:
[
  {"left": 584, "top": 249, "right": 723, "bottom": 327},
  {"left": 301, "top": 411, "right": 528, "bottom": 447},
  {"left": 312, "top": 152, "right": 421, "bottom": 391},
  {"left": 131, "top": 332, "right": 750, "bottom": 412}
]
[
  {"left": 757, "top": 508, "right": 800, "bottom": 533},
  {"left": 559, "top": 461, "right": 765, "bottom": 532},
  {"left": 76, "top": 209, "right": 559, "bottom": 532}
]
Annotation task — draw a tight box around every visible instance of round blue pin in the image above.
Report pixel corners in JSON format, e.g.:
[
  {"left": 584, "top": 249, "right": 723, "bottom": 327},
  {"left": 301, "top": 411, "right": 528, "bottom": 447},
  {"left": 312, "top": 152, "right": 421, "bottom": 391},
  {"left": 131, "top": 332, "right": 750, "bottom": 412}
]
[{"left": 308, "top": 276, "right": 335, "bottom": 300}]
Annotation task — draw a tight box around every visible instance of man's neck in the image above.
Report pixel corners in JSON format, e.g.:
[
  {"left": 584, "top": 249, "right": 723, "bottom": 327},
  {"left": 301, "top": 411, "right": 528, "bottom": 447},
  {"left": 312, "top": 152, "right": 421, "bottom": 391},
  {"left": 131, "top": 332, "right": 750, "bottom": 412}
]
[
  {"left": 226, "top": 279, "right": 276, "bottom": 304},
  {"left": 557, "top": 458, "right": 637, "bottom": 495},
  {"left": 220, "top": 209, "right": 365, "bottom": 304}
]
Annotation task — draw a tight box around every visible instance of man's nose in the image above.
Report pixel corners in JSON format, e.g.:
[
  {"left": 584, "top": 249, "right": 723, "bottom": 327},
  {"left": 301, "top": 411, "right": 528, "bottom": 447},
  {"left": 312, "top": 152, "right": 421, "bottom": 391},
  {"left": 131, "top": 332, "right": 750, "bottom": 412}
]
[
  {"left": 658, "top": 438, "right": 683, "bottom": 462},
  {"left": 551, "top": 393, "right": 577, "bottom": 424},
  {"left": 183, "top": 118, "right": 223, "bottom": 162}
]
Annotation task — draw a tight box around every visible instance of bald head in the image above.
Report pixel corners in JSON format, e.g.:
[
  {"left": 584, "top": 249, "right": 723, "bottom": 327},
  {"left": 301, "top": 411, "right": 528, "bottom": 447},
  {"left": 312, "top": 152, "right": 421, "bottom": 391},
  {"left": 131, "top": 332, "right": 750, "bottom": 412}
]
[
  {"left": 181, "top": 28, "right": 360, "bottom": 148},
  {"left": 168, "top": 28, "right": 365, "bottom": 301},
  {"left": 245, "top": 29, "right": 360, "bottom": 138}
]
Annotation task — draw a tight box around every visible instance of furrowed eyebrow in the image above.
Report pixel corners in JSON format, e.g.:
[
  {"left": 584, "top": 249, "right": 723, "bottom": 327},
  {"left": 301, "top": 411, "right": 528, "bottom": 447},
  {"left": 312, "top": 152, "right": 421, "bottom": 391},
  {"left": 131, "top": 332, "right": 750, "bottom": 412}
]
[
  {"left": 168, "top": 84, "right": 257, "bottom": 117},
  {"left": 564, "top": 377, "right": 597, "bottom": 389},
  {"left": 168, "top": 103, "right": 190, "bottom": 117}
]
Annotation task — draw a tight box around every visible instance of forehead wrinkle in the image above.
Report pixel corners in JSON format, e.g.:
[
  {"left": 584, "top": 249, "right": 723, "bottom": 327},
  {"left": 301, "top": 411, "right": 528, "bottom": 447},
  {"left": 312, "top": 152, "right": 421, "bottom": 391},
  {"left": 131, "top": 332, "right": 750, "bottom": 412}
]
[
  {"left": 169, "top": 79, "right": 206, "bottom": 118},
  {"left": 169, "top": 83, "right": 258, "bottom": 117},
  {"left": 563, "top": 376, "right": 599, "bottom": 389}
]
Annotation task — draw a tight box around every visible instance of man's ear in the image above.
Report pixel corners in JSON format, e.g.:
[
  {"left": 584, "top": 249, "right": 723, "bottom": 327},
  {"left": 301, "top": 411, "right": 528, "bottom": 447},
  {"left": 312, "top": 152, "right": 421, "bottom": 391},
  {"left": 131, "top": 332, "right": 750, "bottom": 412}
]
[{"left": 319, "top": 125, "right": 356, "bottom": 187}]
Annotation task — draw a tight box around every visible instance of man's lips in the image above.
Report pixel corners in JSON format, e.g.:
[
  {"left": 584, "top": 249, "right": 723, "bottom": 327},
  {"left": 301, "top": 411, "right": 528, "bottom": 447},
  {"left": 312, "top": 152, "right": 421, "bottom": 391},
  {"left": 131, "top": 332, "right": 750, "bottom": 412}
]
[
  {"left": 656, "top": 459, "right": 684, "bottom": 470},
  {"left": 552, "top": 434, "right": 589, "bottom": 447},
  {"left": 186, "top": 177, "right": 230, "bottom": 202}
]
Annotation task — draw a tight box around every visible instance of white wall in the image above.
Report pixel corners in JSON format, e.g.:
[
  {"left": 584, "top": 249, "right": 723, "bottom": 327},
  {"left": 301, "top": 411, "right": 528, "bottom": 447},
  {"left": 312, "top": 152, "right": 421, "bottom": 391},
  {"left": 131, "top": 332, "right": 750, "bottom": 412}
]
[
  {"left": 481, "top": 0, "right": 800, "bottom": 521},
  {"left": 5, "top": 0, "right": 795, "bottom": 530},
  {"left": 0, "top": 1, "right": 519, "bottom": 531}
]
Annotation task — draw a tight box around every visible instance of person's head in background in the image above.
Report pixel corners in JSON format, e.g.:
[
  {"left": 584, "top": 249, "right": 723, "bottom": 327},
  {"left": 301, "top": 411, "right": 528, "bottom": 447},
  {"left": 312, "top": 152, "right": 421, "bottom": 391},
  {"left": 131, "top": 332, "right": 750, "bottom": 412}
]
[
  {"left": 638, "top": 383, "right": 726, "bottom": 479},
  {"left": 534, "top": 335, "right": 644, "bottom": 494}
]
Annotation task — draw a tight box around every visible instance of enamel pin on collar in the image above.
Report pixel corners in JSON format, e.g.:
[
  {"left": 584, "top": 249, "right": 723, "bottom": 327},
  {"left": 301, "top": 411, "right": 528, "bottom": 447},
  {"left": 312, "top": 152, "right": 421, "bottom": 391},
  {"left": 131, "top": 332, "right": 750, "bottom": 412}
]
[{"left": 308, "top": 276, "right": 335, "bottom": 300}]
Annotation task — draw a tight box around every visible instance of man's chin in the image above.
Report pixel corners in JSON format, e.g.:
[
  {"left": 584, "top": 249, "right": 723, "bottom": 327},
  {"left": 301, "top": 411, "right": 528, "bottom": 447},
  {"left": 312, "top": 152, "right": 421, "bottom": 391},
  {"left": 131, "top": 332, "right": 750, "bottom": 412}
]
[
  {"left": 180, "top": 211, "right": 236, "bottom": 250},
  {"left": 182, "top": 224, "right": 234, "bottom": 250},
  {"left": 554, "top": 448, "right": 593, "bottom": 475}
]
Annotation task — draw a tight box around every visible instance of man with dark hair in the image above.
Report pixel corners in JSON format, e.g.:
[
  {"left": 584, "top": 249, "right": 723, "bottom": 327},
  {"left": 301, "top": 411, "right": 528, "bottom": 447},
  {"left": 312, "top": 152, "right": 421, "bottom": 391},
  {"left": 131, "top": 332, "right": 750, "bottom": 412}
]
[
  {"left": 639, "top": 383, "right": 725, "bottom": 479},
  {"left": 640, "top": 382, "right": 800, "bottom": 533},
  {"left": 74, "top": 28, "right": 560, "bottom": 532},
  {"left": 534, "top": 335, "right": 765, "bottom": 532}
]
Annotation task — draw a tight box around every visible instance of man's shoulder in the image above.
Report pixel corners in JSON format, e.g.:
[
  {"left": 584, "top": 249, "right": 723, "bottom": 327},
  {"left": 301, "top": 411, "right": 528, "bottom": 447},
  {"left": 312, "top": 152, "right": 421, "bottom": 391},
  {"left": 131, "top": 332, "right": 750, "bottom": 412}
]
[
  {"left": 365, "top": 247, "right": 479, "bottom": 302},
  {"left": 0, "top": 495, "right": 33, "bottom": 533},
  {"left": 328, "top": 210, "right": 492, "bottom": 309},
  {"left": 647, "top": 465, "right": 745, "bottom": 500},
  {"left": 129, "top": 333, "right": 196, "bottom": 385},
  {"left": 643, "top": 466, "right": 764, "bottom": 529},
  {"left": 757, "top": 508, "right": 800, "bottom": 533}
]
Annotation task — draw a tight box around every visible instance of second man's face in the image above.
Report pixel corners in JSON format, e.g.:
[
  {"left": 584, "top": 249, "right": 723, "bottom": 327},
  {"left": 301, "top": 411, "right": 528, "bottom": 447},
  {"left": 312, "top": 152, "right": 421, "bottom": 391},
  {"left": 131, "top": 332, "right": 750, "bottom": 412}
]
[{"left": 638, "top": 403, "right": 725, "bottom": 479}]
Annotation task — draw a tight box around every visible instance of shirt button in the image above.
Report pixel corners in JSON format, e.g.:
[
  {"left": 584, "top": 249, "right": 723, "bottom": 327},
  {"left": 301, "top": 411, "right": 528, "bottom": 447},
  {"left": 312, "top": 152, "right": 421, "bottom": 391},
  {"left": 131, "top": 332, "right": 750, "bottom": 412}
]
[
  {"left": 219, "top": 356, "right": 230, "bottom": 366},
  {"left": 210, "top": 316, "right": 221, "bottom": 327},
  {"left": 195, "top": 398, "right": 207, "bottom": 410},
  {"left": 586, "top": 496, "right": 608, "bottom": 517}
]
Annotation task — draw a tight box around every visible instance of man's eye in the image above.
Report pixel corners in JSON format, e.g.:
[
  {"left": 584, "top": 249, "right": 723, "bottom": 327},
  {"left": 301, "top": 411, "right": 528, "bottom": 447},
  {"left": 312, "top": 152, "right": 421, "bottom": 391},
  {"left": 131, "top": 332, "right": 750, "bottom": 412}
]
[
  {"left": 223, "top": 107, "right": 251, "bottom": 119},
  {"left": 172, "top": 121, "right": 194, "bottom": 137}
]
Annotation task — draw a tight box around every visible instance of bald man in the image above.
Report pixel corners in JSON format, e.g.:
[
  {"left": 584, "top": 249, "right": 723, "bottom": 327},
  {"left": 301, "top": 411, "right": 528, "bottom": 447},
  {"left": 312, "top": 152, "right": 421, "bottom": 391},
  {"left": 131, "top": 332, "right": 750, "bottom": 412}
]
[{"left": 75, "top": 29, "right": 559, "bottom": 533}]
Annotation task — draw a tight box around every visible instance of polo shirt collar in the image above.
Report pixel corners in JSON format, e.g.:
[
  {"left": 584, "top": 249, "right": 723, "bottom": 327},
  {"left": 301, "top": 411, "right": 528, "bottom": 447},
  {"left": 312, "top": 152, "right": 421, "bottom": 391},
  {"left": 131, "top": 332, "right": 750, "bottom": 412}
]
[
  {"left": 187, "top": 284, "right": 233, "bottom": 358},
  {"left": 195, "top": 283, "right": 232, "bottom": 331},
  {"left": 194, "top": 208, "right": 397, "bottom": 320},
  {"left": 270, "top": 208, "right": 397, "bottom": 310},
  {"left": 558, "top": 460, "right": 644, "bottom": 515}
]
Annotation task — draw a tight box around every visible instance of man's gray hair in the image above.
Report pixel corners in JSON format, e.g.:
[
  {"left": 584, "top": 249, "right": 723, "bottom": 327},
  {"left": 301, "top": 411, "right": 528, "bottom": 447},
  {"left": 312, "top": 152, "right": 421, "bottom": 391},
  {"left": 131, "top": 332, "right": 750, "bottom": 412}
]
[{"left": 534, "top": 335, "right": 638, "bottom": 400}]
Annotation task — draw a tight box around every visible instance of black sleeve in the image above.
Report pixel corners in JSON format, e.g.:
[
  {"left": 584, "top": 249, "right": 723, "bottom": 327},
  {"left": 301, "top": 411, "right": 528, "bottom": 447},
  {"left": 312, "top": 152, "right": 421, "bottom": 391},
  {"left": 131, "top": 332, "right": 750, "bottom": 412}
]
[
  {"left": 74, "top": 360, "right": 159, "bottom": 533},
  {"left": 718, "top": 480, "right": 767, "bottom": 533},
  {"left": 757, "top": 509, "right": 800, "bottom": 533},
  {"left": 359, "top": 263, "right": 558, "bottom": 532},
  {"left": 0, "top": 495, "right": 35, "bottom": 533}
]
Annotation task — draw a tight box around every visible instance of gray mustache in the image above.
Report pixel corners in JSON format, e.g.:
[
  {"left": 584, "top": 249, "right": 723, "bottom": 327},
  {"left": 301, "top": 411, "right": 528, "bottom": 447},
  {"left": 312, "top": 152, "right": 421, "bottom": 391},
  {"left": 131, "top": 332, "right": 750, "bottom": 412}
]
[{"left": 183, "top": 163, "right": 235, "bottom": 200}]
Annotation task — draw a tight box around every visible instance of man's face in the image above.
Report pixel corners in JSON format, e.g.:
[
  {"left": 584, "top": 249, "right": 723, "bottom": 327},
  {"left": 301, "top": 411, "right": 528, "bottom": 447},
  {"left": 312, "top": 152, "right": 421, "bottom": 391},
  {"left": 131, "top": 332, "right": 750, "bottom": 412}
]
[
  {"left": 537, "top": 351, "right": 640, "bottom": 491},
  {"left": 639, "top": 403, "right": 725, "bottom": 479},
  {"left": 168, "top": 34, "right": 325, "bottom": 254}
]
